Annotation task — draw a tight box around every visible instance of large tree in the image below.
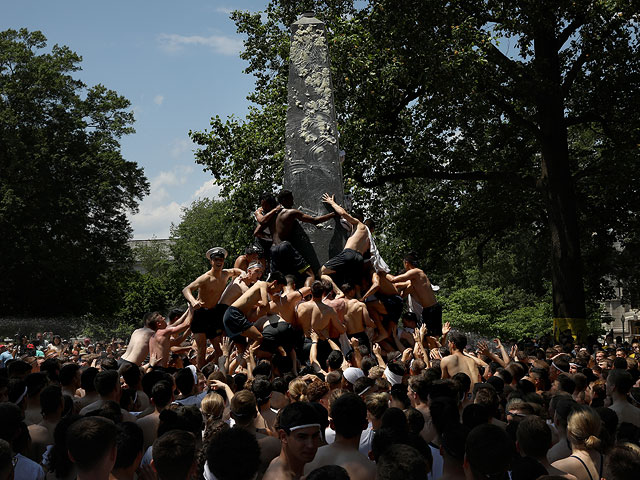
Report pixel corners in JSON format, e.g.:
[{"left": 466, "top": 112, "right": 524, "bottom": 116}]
[
  {"left": 0, "top": 29, "right": 149, "bottom": 315},
  {"left": 191, "top": 1, "right": 640, "bottom": 337}
]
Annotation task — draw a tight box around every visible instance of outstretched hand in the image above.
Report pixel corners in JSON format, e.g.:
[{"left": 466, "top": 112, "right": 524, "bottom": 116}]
[
  {"left": 322, "top": 193, "right": 336, "bottom": 204},
  {"left": 442, "top": 322, "right": 451, "bottom": 336}
]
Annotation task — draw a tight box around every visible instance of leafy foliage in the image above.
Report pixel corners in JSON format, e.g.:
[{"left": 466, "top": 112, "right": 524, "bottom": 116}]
[{"left": 0, "top": 29, "right": 149, "bottom": 316}]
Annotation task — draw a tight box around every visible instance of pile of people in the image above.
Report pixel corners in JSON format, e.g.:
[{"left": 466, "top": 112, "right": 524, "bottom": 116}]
[{"left": 2, "top": 191, "right": 640, "bottom": 480}]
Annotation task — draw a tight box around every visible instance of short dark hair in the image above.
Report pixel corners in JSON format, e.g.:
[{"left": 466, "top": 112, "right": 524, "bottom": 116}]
[
  {"left": 206, "top": 427, "right": 260, "bottom": 480},
  {"left": 277, "top": 401, "right": 321, "bottom": 432},
  {"left": 81, "top": 367, "right": 99, "bottom": 392},
  {"left": 306, "top": 465, "right": 351, "bottom": 480},
  {"left": 113, "top": 422, "right": 143, "bottom": 470},
  {"left": 0, "top": 439, "right": 12, "bottom": 479},
  {"left": 59, "top": 363, "right": 81, "bottom": 387},
  {"left": 429, "top": 397, "right": 460, "bottom": 436},
  {"left": 604, "top": 444, "right": 640, "bottom": 480},
  {"left": 448, "top": 332, "right": 467, "bottom": 351},
  {"left": 121, "top": 363, "right": 141, "bottom": 388},
  {"left": 516, "top": 415, "right": 551, "bottom": 459},
  {"left": 556, "top": 373, "right": 576, "bottom": 394},
  {"left": 151, "top": 381, "right": 173, "bottom": 408},
  {"left": 377, "top": 444, "right": 430, "bottom": 480},
  {"left": 311, "top": 280, "right": 324, "bottom": 298},
  {"left": 330, "top": 392, "right": 367, "bottom": 439},
  {"left": 40, "top": 385, "right": 63, "bottom": 416},
  {"left": 175, "top": 367, "right": 195, "bottom": 396},
  {"left": 67, "top": 417, "right": 117, "bottom": 472},
  {"left": 465, "top": 424, "right": 513, "bottom": 480},
  {"left": 252, "top": 376, "right": 273, "bottom": 405},
  {"left": 230, "top": 389, "right": 257, "bottom": 424},
  {"left": 268, "top": 271, "right": 287, "bottom": 285},
  {"left": 277, "top": 189, "right": 293, "bottom": 204},
  {"left": 327, "top": 350, "right": 344, "bottom": 370},
  {"left": 143, "top": 311, "right": 160, "bottom": 330},
  {"left": 607, "top": 369, "right": 634, "bottom": 394},
  {"left": 403, "top": 252, "right": 419, "bottom": 267},
  {"left": 94, "top": 369, "right": 119, "bottom": 396},
  {"left": 152, "top": 430, "right": 196, "bottom": 480}
]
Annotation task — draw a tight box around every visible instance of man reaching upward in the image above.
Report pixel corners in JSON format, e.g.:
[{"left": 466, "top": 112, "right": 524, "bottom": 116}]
[
  {"left": 320, "top": 193, "right": 369, "bottom": 288},
  {"left": 182, "top": 247, "right": 244, "bottom": 367},
  {"left": 149, "top": 307, "right": 193, "bottom": 368},
  {"left": 267, "top": 190, "right": 337, "bottom": 287},
  {"left": 118, "top": 312, "right": 160, "bottom": 370},
  {"left": 390, "top": 252, "right": 441, "bottom": 336}
]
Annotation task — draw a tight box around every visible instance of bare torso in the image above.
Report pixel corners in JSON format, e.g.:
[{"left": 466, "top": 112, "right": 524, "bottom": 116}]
[
  {"left": 190, "top": 269, "right": 235, "bottom": 308},
  {"left": 121, "top": 327, "right": 155, "bottom": 365},
  {"left": 149, "top": 330, "right": 171, "bottom": 368},
  {"left": 377, "top": 273, "right": 399, "bottom": 296},
  {"left": 304, "top": 444, "right": 376, "bottom": 480},
  {"left": 404, "top": 269, "right": 437, "bottom": 308},
  {"left": 273, "top": 209, "right": 298, "bottom": 244},
  {"left": 270, "top": 289, "right": 304, "bottom": 325},
  {"left": 232, "top": 281, "right": 268, "bottom": 316},
  {"left": 344, "top": 223, "right": 370, "bottom": 254},
  {"left": 344, "top": 298, "right": 367, "bottom": 335},
  {"left": 441, "top": 352, "right": 480, "bottom": 388},
  {"left": 219, "top": 276, "right": 252, "bottom": 306},
  {"left": 297, "top": 300, "right": 336, "bottom": 339}
]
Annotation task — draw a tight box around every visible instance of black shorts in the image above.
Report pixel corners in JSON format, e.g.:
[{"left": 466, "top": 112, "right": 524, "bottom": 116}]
[
  {"left": 223, "top": 306, "right": 252, "bottom": 339},
  {"left": 270, "top": 241, "right": 310, "bottom": 276},
  {"left": 302, "top": 337, "right": 332, "bottom": 367},
  {"left": 117, "top": 357, "right": 138, "bottom": 372},
  {"left": 349, "top": 331, "right": 370, "bottom": 350},
  {"left": 323, "top": 248, "right": 364, "bottom": 285},
  {"left": 378, "top": 294, "right": 403, "bottom": 325},
  {"left": 191, "top": 304, "right": 228, "bottom": 339},
  {"left": 421, "top": 303, "right": 442, "bottom": 337},
  {"left": 261, "top": 320, "right": 299, "bottom": 354}
]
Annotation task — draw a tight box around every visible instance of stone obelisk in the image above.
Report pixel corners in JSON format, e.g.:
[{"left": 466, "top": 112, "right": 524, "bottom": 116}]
[{"left": 284, "top": 12, "right": 346, "bottom": 272}]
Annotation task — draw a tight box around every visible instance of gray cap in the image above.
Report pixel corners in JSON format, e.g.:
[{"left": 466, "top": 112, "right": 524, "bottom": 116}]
[{"left": 206, "top": 247, "right": 228, "bottom": 260}]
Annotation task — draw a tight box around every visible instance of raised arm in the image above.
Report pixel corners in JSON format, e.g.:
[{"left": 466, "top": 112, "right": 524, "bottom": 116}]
[
  {"left": 296, "top": 209, "right": 337, "bottom": 225},
  {"left": 224, "top": 268, "right": 245, "bottom": 279},
  {"left": 254, "top": 204, "right": 282, "bottom": 224},
  {"left": 360, "top": 272, "right": 380, "bottom": 301},
  {"left": 389, "top": 269, "right": 418, "bottom": 284},
  {"left": 322, "top": 193, "right": 360, "bottom": 226},
  {"left": 182, "top": 275, "right": 206, "bottom": 308}
]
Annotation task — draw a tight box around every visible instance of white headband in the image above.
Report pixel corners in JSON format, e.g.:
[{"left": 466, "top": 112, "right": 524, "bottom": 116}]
[
  {"left": 384, "top": 366, "right": 403, "bottom": 386},
  {"left": 289, "top": 423, "right": 321, "bottom": 432}
]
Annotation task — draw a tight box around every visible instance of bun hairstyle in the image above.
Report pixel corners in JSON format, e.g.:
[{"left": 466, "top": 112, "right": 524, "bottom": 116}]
[
  {"left": 287, "top": 378, "right": 308, "bottom": 403},
  {"left": 567, "top": 405, "right": 603, "bottom": 451}
]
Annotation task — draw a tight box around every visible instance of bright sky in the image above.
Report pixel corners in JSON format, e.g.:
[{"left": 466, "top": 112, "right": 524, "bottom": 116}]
[{"left": 2, "top": 1, "right": 268, "bottom": 239}]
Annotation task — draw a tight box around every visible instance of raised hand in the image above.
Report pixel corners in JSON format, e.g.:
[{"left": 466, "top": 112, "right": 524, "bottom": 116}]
[
  {"left": 310, "top": 329, "right": 319, "bottom": 342},
  {"left": 442, "top": 322, "right": 451, "bottom": 336},
  {"left": 221, "top": 336, "right": 231, "bottom": 356},
  {"left": 477, "top": 341, "right": 490, "bottom": 356},
  {"left": 322, "top": 193, "right": 336, "bottom": 205},
  {"left": 430, "top": 348, "right": 442, "bottom": 360},
  {"left": 372, "top": 343, "right": 382, "bottom": 356}
]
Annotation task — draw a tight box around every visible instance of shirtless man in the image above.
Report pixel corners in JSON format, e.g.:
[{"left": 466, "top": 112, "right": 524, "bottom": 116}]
[
  {"left": 118, "top": 311, "right": 160, "bottom": 370},
  {"left": 182, "top": 247, "right": 244, "bottom": 367},
  {"left": 220, "top": 262, "right": 265, "bottom": 307},
  {"left": 223, "top": 271, "right": 287, "bottom": 346},
  {"left": 264, "top": 402, "right": 322, "bottom": 480},
  {"left": 390, "top": 252, "right": 442, "bottom": 336},
  {"left": 265, "top": 190, "right": 337, "bottom": 287},
  {"left": 361, "top": 268, "right": 403, "bottom": 343},
  {"left": 268, "top": 275, "right": 310, "bottom": 326},
  {"left": 254, "top": 192, "right": 282, "bottom": 260},
  {"left": 148, "top": 307, "right": 193, "bottom": 368},
  {"left": 341, "top": 284, "right": 374, "bottom": 349},
  {"left": 234, "top": 244, "right": 265, "bottom": 272},
  {"left": 297, "top": 281, "right": 346, "bottom": 366},
  {"left": 441, "top": 332, "right": 481, "bottom": 389},
  {"left": 304, "top": 393, "right": 376, "bottom": 480},
  {"left": 320, "top": 193, "right": 369, "bottom": 288}
]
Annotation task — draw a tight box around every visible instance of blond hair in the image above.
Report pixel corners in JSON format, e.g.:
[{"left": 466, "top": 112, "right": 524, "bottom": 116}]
[
  {"left": 567, "top": 405, "right": 602, "bottom": 451},
  {"left": 201, "top": 392, "right": 225, "bottom": 420},
  {"left": 287, "top": 378, "right": 308, "bottom": 402}
]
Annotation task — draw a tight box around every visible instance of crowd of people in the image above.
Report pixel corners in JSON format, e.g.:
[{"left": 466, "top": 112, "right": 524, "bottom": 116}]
[{"left": 2, "top": 190, "right": 640, "bottom": 480}]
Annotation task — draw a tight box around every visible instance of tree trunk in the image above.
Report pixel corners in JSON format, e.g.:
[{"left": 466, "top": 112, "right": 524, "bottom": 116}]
[{"left": 535, "top": 23, "right": 587, "bottom": 340}]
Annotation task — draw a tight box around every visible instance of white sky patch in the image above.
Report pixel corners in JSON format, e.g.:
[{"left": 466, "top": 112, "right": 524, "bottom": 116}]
[
  {"left": 170, "top": 138, "right": 195, "bottom": 159},
  {"left": 157, "top": 33, "right": 243, "bottom": 56},
  {"left": 192, "top": 179, "right": 221, "bottom": 200},
  {"left": 215, "top": 6, "right": 233, "bottom": 14},
  {"left": 154, "top": 94, "right": 164, "bottom": 105}
]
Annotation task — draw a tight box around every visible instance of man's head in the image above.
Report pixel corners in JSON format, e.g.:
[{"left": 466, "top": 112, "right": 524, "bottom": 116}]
[
  {"left": 152, "top": 430, "right": 197, "bottom": 480},
  {"left": 403, "top": 252, "right": 419, "bottom": 270},
  {"left": 207, "top": 426, "right": 261, "bottom": 480},
  {"left": 113, "top": 422, "right": 144, "bottom": 475},
  {"left": 464, "top": 424, "right": 513, "bottom": 480},
  {"left": 246, "top": 261, "right": 265, "bottom": 283},
  {"left": 277, "top": 401, "right": 322, "bottom": 464},
  {"left": 67, "top": 417, "right": 118, "bottom": 476},
  {"left": 260, "top": 191, "right": 277, "bottom": 211},
  {"left": 245, "top": 244, "right": 263, "bottom": 263},
  {"left": 143, "top": 311, "right": 161, "bottom": 331},
  {"left": 206, "top": 246, "right": 228, "bottom": 270},
  {"left": 59, "top": 363, "right": 82, "bottom": 390},
  {"left": 603, "top": 444, "right": 640, "bottom": 480},
  {"left": 175, "top": 367, "right": 196, "bottom": 397},
  {"left": 448, "top": 332, "right": 467, "bottom": 352},
  {"left": 95, "top": 369, "right": 120, "bottom": 399},
  {"left": 230, "top": 389, "right": 258, "bottom": 426},
  {"left": 516, "top": 415, "right": 552, "bottom": 459},
  {"left": 0, "top": 438, "right": 12, "bottom": 480},
  {"left": 267, "top": 271, "right": 287, "bottom": 294},
  {"left": 607, "top": 368, "right": 634, "bottom": 397},
  {"left": 40, "top": 385, "right": 64, "bottom": 417},
  {"left": 311, "top": 281, "right": 324, "bottom": 299},
  {"left": 330, "top": 392, "right": 368, "bottom": 439},
  {"left": 277, "top": 189, "right": 294, "bottom": 208}
]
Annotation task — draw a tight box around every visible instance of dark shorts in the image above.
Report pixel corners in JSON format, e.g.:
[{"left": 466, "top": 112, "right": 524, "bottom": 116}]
[
  {"left": 323, "top": 248, "right": 364, "bottom": 286},
  {"left": 191, "top": 304, "right": 228, "bottom": 339},
  {"left": 223, "top": 306, "right": 252, "bottom": 339},
  {"left": 421, "top": 303, "right": 442, "bottom": 337},
  {"left": 378, "top": 294, "right": 403, "bottom": 325},
  {"left": 349, "top": 331, "right": 370, "bottom": 350},
  {"left": 302, "top": 337, "right": 332, "bottom": 368},
  {"left": 270, "top": 241, "right": 310, "bottom": 276},
  {"left": 117, "top": 357, "right": 138, "bottom": 372},
  {"left": 261, "top": 320, "right": 300, "bottom": 354}
]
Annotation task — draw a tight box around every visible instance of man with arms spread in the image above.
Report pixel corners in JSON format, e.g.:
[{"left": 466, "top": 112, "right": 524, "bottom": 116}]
[
  {"left": 390, "top": 252, "right": 442, "bottom": 337},
  {"left": 440, "top": 332, "right": 481, "bottom": 389},
  {"left": 320, "top": 194, "right": 369, "bottom": 288},
  {"left": 264, "top": 402, "right": 322, "bottom": 480},
  {"left": 266, "top": 190, "right": 337, "bottom": 287},
  {"left": 297, "top": 281, "right": 346, "bottom": 366},
  {"left": 118, "top": 311, "right": 160, "bottom": 370},
  {"left": 223, "top": 271, "right": 287, "bottom": 346},
  {"left": 182, "top": 247, "right": 244, "bottom": 368},
  {"left": 149, "top": 307, "right": 193, "bottom": 368}
]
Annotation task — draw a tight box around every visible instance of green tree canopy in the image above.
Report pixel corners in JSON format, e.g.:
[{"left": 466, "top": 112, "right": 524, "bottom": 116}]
[
  {"left": 0, "top": 29, "right": 149, "bottom": 315},
  {"left": 191, "top": 1, "right": 640, "bottom": 337}
]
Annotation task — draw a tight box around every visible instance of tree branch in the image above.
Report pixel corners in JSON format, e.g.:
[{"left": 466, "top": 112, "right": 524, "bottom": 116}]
[{"left": 557, "top": 17, "right": 585, "bottom": 50}]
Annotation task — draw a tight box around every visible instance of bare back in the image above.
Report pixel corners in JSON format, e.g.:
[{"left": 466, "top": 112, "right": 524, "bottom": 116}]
[
  {"left": 344, "top": 298, "right": 367, "bottom": 335},
  {"left": 121, "top": 327, "right": 155, "bottom": 365},
  {"left": 344, "top": 223, "right": 370, "bottom": 254},
  {"left": 270, "top": 290, "right": 304, "bottom": 325},
  {"left": 304, "top": 444, "right": 376, "bottom": 480},
  {"left": 441, "top": 351, "right": 480, "bottom": 388},
  {"left": 232, "top": 281, "right": 268, "bottom": 316},
  {"left": 219, "top": 277, "right": 251, "bottom": 306},
  {"left": 297, "top": 300, "right": 336, "bottom": 338},
  {"left": 404, "top": 269, "right": 436, "bottom": 308},
  {"left": 378, "top": 273, "right": 399, "bottom": 296},
  {"left": 273, "top": 209, "right": 299, "bottom": 244}
]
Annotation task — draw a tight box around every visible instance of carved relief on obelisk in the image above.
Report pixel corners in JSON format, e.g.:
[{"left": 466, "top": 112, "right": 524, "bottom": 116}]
[{"left": 284, "top": 12, "right": 346, "bottom": 271}]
